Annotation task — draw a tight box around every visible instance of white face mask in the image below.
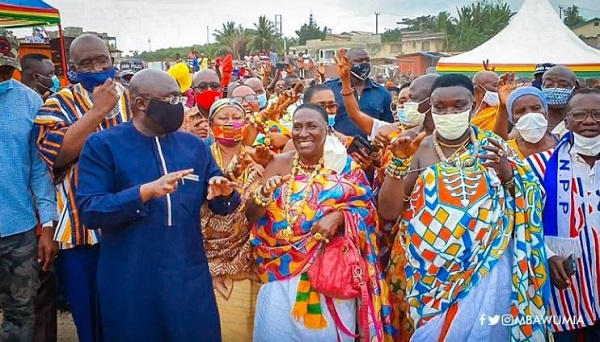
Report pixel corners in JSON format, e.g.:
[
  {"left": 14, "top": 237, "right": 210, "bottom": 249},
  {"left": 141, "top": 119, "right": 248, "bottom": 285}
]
[
  {"left": 402, "top": 100, "right": 427, "bottom": 126},
  {"left": 432, "top": 110, "right": 471, "bottom": 140},
  {"left": 483, "top": 90, "right": 500, "bottom": 106},
  {"left": 572, "top": 132, "right": 600, "bottom": 157},
  {"left": 515, "top": 112, "right": 548, "bottom": 143},
  {"left": 324, "top": 133, "right": 347, "bottom": 174}
]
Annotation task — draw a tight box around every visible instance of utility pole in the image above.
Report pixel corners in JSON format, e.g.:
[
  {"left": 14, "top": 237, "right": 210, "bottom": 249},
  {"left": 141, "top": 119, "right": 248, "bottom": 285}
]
[
  {"left": 558, "top": 5, "right": 564, "bottom": 19},
  {"left": 206, "top": 26, "right": 209, "bottom": 45},
  {"left": 375, "top": 12, "right": 380, "bottom": 34},
  {"left": 275, "top": 14, "right": 283, "bottom": 51}
]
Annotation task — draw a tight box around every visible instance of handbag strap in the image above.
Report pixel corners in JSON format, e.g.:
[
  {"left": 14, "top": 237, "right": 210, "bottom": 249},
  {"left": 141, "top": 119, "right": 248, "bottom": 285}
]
[{"left": 325, "top": 296, "right": 358, "bottom": 339}]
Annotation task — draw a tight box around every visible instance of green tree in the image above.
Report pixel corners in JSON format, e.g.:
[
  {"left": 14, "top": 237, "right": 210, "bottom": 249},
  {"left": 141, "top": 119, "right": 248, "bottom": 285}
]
[
  {"left": 382, "top": 28, "right": 403, "bottom": 42},
  {"left": 397, "top": 15, "right": 437, "bottom": 32},
  {"left": 248, "top": 16, "right": 280, "bottom": 52},
  {"left": 449, "top": 0, "right": 513, "bottom": 51},
  {"left": 295, "top": 13, "right": 327, "bottom": 45},
  {"left": 213, "top": 21, "right": 249, "bottom": 59},
  {"left": 563, "top": 5, "right": 586, "bottom": 27}
]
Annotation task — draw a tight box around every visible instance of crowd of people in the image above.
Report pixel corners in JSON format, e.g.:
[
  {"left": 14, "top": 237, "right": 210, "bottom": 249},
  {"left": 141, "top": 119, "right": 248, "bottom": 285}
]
[{"left": 1, "top": 24, "right": 599, "bottom": 342}]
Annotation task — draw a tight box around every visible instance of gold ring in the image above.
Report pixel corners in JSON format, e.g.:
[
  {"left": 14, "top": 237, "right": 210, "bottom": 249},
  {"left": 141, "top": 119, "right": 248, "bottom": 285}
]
[{"left": 313, "top": 233, "right": 323, "bottom": 241}]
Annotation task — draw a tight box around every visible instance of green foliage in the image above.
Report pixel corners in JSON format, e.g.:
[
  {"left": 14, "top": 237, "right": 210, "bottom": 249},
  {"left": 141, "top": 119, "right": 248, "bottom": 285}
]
[
  {"left": 136, "top": 43, "right": 222, "bottom": 62},
  {"left": 295, "top": 13, "right": 327, "bottom": 45},
  {"left": 563, "top": 5, "right": 586, "bottom": 27},
  {"left": 382, "top": 28, "right": 403, "bottom": 42},
  {"left": 394, "top": 1, "right": 512, "bottom": 51},
  {"left": 247, "top": 16, "right": 280, "bottom": 52},
  {"left": 213, "top": 21, "right": 250, "bottom": 60}
]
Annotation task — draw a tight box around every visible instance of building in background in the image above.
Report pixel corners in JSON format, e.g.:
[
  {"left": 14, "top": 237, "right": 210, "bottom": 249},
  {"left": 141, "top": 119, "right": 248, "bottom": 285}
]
[
  {"left": 571, "top": 18, "right": 600, "bottom": 49},
  {"left": 48, "top": 26, "right": 122, "bottom": 63}
]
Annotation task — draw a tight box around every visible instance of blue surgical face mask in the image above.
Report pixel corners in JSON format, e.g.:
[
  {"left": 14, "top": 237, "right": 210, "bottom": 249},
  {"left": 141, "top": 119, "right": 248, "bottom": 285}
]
[
  {"left": 542, "top": 87, "right": 573, "bottom": 106},
  {"left": 328, "top": 114, "right": 336, "bottom": 127},
  {"left": 76, "top": 67, "right": 117, "bottom": 91},
  {"left": 396, "top": 108, "right": 406, "bottom": 123},
  {"left": 50, "top": 76, "right": 60, "bottom": 93},
  {"left": 0, "top": 79, "right": 11, "bottom": 95},
  {"left": 257, "top": 93, "right": 268, "bottom": 109}
]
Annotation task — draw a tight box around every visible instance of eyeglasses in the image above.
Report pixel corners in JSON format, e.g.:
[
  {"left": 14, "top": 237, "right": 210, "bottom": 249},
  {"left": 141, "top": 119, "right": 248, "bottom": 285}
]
[
  {"left": 140, "top": 95, "right": 187, "bottom": 105},
  {"left": 231, "top": 94, "right": 257, "bottom": 103},
  {"left": 74, "top": 56, "right": 112, "bottom": 71},
  {"left": 317, "top": 102, "right": 338, "bottom": 112},
  {"left": 194, "top": 82, "right": 221, "bottom": 92},
  {"left": 568, "top": 110, "right": 600, "bottom": 122}
]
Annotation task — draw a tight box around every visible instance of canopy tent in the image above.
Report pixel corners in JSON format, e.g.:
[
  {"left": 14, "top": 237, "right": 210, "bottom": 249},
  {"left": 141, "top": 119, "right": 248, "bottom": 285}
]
[
  {"left": 436, "top": 0, "right": 600, "bottom": 78},
  {"left": 0, "top": 0, "right": 67, "bottom": 80}
]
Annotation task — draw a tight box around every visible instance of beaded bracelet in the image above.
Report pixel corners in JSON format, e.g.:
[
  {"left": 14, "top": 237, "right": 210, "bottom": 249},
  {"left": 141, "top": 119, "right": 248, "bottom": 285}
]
[
  {"left": 385, "top": 156, "right": 412, "bottom": 180},
  {"left": 253, "top": 186, "right": 273, "bottom": 207},
  {"left": 389, "top": 156, "right": 413, "bottom": 169}
]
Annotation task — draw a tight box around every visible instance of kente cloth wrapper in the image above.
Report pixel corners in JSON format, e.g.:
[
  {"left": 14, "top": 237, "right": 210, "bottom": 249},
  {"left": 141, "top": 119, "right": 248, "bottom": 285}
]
[
  {"left": 471, "top": 106, "right": 499, "bottom": 132},
  {"left": 251, "top": 157, "right": 395, "bottom": 339},
  {"left": 388, "top": 126, "right": 549, "bottom": 341},
  {"left": 533, "top": 133, "right": 600, "bottom": 332}
]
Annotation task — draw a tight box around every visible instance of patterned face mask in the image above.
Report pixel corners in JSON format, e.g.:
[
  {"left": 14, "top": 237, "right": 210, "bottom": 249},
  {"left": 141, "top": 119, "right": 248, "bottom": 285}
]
[{"left": 542, "top": 87, "right": 574, "bottom": 106}]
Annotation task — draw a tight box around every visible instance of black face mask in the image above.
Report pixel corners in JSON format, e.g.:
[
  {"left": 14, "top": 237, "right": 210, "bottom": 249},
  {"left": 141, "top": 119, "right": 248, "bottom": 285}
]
[
  {"left": 145, "top": 99, "right": 184, "bottom": 133},
  {"left": 351, "top": 63, "right": 371, "bottom": 81}
]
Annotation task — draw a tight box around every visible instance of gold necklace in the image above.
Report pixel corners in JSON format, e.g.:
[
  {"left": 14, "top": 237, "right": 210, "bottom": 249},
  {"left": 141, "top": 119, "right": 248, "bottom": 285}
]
[
  {"left": 433, "top": 127, "right": 479, "bottom": 167},
  {"left": 278, "top": 153, "right": 324, "bottom": 240}
]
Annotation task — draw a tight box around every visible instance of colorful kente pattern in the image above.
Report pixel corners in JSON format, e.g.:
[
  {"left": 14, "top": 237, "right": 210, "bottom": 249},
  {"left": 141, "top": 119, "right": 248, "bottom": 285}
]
[
  {"left": 251, "top": 157, "right": 395, "bottom": 340},
  {"left": 388, "top": 127, "right": 549, "bottom": 341}
]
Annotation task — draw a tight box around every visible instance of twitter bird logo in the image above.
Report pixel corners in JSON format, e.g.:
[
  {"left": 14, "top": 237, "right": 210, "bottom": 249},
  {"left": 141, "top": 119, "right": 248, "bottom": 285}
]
[{"left": 488, "top": 315, "right": 500, "bottom": 326}]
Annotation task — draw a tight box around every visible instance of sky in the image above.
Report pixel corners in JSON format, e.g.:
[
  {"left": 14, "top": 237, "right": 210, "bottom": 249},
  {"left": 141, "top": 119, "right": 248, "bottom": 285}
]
[{"left": 36, "top": 0, "right": 600, "bottom": 53}]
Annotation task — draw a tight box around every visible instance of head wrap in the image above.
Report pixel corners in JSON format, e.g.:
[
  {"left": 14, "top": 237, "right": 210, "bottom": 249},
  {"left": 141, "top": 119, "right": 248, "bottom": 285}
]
[
  {"left": 507, "top": 86, "right": 548, "bottom": 123},
  {"left": 167, "top": 62, "right": 192, "bottom": 93},
  {"left": 208, "top": 98, "right": 246, "bottom": 122}
]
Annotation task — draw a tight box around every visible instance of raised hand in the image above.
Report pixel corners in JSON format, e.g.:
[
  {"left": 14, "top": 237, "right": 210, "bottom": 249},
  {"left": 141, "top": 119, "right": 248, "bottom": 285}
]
[
  {"left": 249, "top": 145, "right": 274, "bottom": 167},
  {"left": 284, "top": 63, "right": 295, "bottom": 75},
  {"left": 92, "top": 78, "right": 119, "bottom": 115},
  {"left": 264, "top": 63, "right": 272, "bottom": 76},
  {"left": 317, "top": 63, "right": 326, "bottom": 76},
  {"left": 478, "top": 138, "right": 514, "bottom": 183},
  {"left": 483, "top": 59, "right": 496, "bottom": 72},
  {"left": 261, "top": 174, "right": 292, "bottom": 196},
  {"left": 207, "top": 176, "right": 237, "bottom": 200},
  {"left": 334, "top": 49, "right": 352, "bottom": 82},
  {"left": 498, "top": 72, "right": 517, "bottom": 108},
  {"left": 390, "top": 132, "right": 426, "bottom": 159}
]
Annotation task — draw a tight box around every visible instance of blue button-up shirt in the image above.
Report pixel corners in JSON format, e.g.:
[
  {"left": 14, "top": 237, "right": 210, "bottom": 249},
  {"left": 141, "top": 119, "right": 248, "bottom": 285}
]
[
  {"left": 0, "top": 79, "right": 56, "bottom": 237},
  {"left": 325, "top": 77, "right": 394, "bottom": 138}
]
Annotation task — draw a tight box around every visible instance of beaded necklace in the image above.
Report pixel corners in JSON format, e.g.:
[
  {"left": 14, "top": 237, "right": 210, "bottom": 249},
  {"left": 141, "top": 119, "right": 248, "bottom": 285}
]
[
  {"left": 278, "top": 153, "right": 324, "bottom": 240},
  {"left": 432, "top": 127, "right": 479, "bottom": 168}
]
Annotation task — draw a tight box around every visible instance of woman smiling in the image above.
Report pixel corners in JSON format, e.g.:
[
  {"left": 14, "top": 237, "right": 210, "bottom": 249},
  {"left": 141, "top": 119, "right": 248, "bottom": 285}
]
[{"left": 246, "top": 104, "right": 393, "bottom": 341}]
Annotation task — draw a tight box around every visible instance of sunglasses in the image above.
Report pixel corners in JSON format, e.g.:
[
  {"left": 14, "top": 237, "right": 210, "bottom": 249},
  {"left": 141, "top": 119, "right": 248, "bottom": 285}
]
[{"left": 194, "top": 82, "right": 221, "bottom": 92}]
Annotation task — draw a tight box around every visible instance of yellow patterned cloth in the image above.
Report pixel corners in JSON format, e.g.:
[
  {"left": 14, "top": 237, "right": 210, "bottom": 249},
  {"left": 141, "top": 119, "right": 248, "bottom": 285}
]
[{"left": 471, "top": 106, "right": 498, "bottom": 132}]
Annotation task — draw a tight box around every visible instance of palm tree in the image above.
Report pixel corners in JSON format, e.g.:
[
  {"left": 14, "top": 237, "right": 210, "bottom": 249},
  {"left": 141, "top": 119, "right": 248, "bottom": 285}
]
[
  {"left": 248, "top": 16, "right": 279, "bottom": 52},
  {"left": 213, "top": 21, "right": 249, "bottom": 59}
]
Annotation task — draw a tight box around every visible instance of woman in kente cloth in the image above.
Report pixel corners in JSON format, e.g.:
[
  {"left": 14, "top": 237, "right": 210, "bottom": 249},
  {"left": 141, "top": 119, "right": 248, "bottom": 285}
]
[
  {"left": 200, "top": 99, "right": 273, "bottom": 341},
  {"left": 246, "top": 104, "right": 394, "bottom": 341}
]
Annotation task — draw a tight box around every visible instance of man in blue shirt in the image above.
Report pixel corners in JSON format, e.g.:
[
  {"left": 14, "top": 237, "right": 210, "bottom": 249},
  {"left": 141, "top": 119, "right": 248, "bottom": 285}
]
[
  {"left": 0, "top": 28, "right": 57, "bottom": 341},
  {"left": 325, "top": 47, "right": 394, "bottom": 138}
]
